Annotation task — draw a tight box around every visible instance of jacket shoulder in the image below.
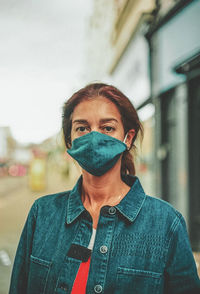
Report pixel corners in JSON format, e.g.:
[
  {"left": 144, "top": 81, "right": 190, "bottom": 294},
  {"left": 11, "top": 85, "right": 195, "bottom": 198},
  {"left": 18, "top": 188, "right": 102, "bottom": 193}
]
[
  {"left": 144, "top": 194, "right": 183, "bottom": 221},
  {"left": 32, "top": 190, "right": 71, "bottom": 215}
]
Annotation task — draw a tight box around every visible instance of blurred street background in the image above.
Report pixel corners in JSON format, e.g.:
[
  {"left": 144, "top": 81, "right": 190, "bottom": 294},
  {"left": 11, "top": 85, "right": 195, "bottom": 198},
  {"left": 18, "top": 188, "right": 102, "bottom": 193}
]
[{"left": 0, "top": 0, "right": 200, "bottom": 293}]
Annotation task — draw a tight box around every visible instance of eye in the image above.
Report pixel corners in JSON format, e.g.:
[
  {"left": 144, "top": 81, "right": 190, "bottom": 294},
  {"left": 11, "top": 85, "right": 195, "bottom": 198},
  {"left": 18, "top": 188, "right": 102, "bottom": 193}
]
[
  {"left": 103, "top": 126, "right": 115, "bottom": 133},
  {"left": 75, "top": 126, "right": 91, "bottom": 134},
  {"left": 76, "top": 126, "right": 87, "bottom": 132}
]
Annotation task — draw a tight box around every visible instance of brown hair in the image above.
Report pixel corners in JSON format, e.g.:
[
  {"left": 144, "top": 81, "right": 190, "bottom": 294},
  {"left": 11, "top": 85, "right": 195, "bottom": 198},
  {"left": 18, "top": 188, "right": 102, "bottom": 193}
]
[{"left": 62, "top": 83, "right": 143, "bottom": 175}]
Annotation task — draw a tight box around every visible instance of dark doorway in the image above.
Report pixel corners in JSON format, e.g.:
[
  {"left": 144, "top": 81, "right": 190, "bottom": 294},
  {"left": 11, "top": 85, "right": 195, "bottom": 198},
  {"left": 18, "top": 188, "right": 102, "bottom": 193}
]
[
  {"left": 188, "top": 75, "right": 200, "bottom": 251},
  {"left": 160, "top": 89, "right": 178, "bottom": 206}
]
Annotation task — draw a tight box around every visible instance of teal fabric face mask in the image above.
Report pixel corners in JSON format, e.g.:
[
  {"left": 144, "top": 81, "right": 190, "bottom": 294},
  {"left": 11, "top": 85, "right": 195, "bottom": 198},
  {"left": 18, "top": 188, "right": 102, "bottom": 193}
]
[{"left": 67, "top": 131, "right": 127, "bottom": 176}]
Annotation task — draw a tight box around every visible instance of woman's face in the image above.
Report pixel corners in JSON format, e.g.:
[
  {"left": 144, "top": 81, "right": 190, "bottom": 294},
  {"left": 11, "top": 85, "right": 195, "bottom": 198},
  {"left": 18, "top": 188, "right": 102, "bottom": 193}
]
[{"left": 71, "top": 96, "right": 126, "bottom": 143}]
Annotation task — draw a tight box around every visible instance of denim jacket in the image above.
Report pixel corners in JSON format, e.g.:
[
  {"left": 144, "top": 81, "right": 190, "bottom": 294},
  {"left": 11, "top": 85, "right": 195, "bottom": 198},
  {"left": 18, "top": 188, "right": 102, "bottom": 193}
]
[{"left": 9, "top": 175, "right": 200, "bottom": 294}]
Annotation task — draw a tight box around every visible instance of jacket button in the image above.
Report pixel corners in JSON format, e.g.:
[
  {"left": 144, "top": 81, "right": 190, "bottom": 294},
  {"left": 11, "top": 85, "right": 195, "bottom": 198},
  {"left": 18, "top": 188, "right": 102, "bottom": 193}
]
[
  {"left": 94, "top": 284, "right": 103, "bottom": 293},
  {"left": 100, "top": 245, "right": 108, "bottom": 254},
  {"left": 108, "top": 207, "right": 116, "bottom": 215}
]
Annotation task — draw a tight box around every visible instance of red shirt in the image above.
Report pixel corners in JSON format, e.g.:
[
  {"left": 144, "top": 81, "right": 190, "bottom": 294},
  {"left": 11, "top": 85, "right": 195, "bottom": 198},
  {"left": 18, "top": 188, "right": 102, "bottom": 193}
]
[
  {"left": 71, "top": 257, "right": 91, "bottom": 294},
  {"left": 71, "top": 229, "right": 96, "bottom": 294}
]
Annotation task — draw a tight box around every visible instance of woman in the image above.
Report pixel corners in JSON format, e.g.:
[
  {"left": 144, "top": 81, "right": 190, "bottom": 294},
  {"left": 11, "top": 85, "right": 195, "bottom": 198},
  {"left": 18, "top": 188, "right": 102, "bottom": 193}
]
[{"left": 9, "top": 83, "right": 200, "bottom": 294}]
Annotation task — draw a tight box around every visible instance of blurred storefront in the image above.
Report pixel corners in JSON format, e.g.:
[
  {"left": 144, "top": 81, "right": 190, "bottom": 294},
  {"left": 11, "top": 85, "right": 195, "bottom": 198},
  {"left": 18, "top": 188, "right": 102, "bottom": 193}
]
[{"left": 147, "top": 0, "right": 200, "bottom": 251}]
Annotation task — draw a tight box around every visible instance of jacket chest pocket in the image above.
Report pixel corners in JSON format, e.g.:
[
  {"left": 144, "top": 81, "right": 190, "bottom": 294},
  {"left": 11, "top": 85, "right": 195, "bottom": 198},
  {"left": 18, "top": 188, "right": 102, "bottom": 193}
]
[
  {"left": 115, "top": 267, "right": 163, "bottom": 294},
  {"left": 27, "top": 255, "right": 52, "bottom": 294}
]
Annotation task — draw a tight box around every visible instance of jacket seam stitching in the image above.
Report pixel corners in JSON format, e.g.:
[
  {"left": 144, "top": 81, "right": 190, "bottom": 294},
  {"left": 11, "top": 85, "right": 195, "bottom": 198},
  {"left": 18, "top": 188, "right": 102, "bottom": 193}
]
[{"left": 168, "top": 215, "right": 181, "bottom": 246}]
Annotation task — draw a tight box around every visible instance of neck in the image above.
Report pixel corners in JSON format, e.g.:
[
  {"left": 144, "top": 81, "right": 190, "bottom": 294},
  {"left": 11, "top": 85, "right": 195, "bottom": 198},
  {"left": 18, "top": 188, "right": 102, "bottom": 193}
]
[{"left": 81, "top": 160, "right": 129, "bottom": 207}]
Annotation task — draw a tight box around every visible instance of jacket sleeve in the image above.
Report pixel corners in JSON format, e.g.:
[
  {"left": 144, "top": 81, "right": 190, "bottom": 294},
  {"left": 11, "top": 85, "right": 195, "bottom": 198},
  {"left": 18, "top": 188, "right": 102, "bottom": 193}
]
[
  {"left": 165, "top": 214, "right": 200, "bottom": 294},
  {"left": 9, "top": 201, "right": 37, "bottom": 294}
]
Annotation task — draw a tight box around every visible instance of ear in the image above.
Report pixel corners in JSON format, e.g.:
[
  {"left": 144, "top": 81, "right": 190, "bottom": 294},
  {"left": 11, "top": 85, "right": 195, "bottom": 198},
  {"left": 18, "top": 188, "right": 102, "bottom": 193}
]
[{"left": 125, "top": 129, "right": 135, "bottom": 150}]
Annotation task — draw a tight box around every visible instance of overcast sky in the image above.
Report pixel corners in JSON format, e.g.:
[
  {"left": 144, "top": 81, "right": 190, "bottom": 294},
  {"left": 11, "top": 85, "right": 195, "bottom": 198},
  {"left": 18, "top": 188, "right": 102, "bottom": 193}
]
[{"left": 0, "top": 0, "right": 93, "bottom": 144}]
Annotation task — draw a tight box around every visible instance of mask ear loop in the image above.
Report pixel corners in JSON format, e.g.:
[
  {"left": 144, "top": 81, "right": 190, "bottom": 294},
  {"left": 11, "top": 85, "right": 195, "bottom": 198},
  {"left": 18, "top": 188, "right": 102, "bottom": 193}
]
[{"left": 123, "top": 133, "right": 130, "bottom": 150}]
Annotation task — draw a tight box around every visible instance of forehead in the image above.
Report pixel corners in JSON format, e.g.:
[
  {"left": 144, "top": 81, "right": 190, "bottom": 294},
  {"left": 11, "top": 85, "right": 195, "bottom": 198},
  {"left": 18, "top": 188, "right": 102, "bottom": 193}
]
[{"left": 72, "top": 96, "right": 122, "bottom": 121}]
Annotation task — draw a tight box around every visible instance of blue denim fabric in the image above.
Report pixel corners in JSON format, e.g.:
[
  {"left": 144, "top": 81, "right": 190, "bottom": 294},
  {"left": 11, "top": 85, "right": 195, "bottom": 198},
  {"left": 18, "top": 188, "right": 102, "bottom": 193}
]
[{"left": 9, "top": 175, "right": 200, "bottom": 294}]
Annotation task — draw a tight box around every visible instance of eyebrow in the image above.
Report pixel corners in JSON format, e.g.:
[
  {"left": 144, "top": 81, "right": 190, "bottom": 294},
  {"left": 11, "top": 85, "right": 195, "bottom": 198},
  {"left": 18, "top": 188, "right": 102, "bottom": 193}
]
[
  {"left": 72, "top": 119, "right": 89, "bottom": 124},
  {"left": 72, "top": 118, "right": 119, "bottom": 124}
]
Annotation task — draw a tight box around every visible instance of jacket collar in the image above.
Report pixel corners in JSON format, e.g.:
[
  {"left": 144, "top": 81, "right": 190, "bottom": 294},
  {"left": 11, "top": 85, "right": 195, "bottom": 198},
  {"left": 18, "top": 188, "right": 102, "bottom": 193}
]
[
  {"left": 116, "top": 175, "right": 146, "bottom": 222},
  {"left": 66, "top": 175, "right": 146, "bottom": 224},
  {"left": 66, "top": 176, "right": 85, "bottom": 224}
]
